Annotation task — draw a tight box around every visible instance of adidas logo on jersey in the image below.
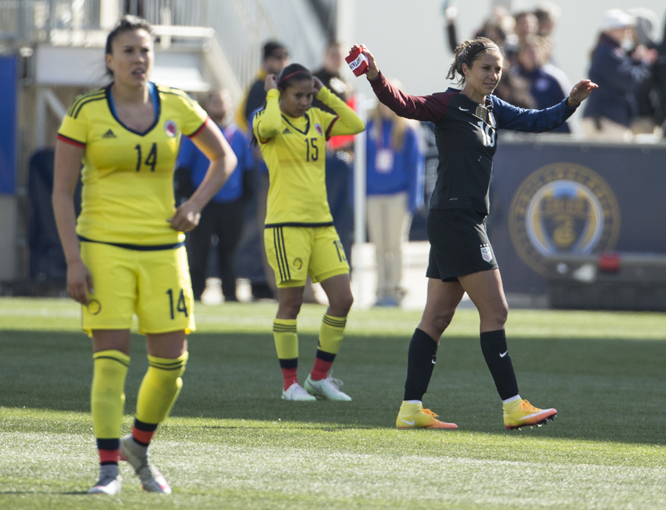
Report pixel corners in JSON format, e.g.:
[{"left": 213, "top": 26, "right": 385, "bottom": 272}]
[
  {"left": 102, "top": 129, "right": 117, "bottom": 139},
  {"left": 282, "top": 128, "right": 292, "bottom": 135}
]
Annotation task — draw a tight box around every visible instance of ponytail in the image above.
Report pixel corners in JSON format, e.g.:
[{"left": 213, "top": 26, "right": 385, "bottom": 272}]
[{"left": 447, "top": 37, "right": 501, "bottom": 85}]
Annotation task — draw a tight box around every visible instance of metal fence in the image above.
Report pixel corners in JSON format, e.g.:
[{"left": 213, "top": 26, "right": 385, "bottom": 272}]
[{"left": 1, "top": 0, "right": 328, "bottom": 89}]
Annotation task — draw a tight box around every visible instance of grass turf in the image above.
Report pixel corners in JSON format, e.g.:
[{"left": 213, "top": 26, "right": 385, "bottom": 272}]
[{"left": 1, "top": 298, "right": 665, "bottom": 509}]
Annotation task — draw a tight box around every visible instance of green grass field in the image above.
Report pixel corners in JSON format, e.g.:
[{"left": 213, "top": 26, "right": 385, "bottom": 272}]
[{"left": 1, "top": 297, "right": 665, "bottom": 509}]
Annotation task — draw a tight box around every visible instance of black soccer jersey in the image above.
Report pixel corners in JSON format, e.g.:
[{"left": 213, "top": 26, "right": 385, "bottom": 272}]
[{"left": 370, "top": 72, "right": 577, "bottom": 214}]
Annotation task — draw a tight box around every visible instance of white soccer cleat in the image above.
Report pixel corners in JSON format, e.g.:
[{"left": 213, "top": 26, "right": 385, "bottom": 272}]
[
  {"left": 88, "top": 473, "right": 122, "bottom": 495},
  {"left": 304, "top": 374, "right": 352, "bottom": 401},
  {"left": 282, "top": 382, "right": 317, "bottom": 401},
  {"left": 119, "top": 435, "right": 172, "bottom": 494}
]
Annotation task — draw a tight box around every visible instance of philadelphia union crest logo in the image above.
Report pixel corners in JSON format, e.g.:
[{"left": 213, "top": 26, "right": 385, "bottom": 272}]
[{"left": 508, "top": 163, "right": 620, "bottom": 275}]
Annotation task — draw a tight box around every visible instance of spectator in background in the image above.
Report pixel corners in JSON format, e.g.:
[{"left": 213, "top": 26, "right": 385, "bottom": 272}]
[
  {"left": 493, "top": 70, "right": 537, "bottom": 110},
  {"left": 444, "top": 4, "right": 515, "bottom": 55},
  {"left": 513, "top": 10, "right": 538, "bottom": 43},
  {"left": 582, "top": 9, "right": 656, "bottom": 141},
  {"left": 235, "top": 40, "right": 290, "bottom": 300},
  {"left": 505, "top": 11, "right": 538, "bottom": 66},
  {"left": 534, "top": 2, "right": 560, "bottom": 38},
  {"left": 628, "top": 8, "right": 661, "bottom": 135},
  {"left": 236, "top": 41, "right": 290, "bottom": 132},
  {"left": 514, "top": 35, "right": 571, "bottom": 133},
  {"left": 313, "top": 40, "right": 351, "bottom": 109},
  {"left": 176, "top": 89, "right": 252, "bottom": 302},
  {"left": 534, "top": 2, "right": 560, "bottom": 64},
  {"left": 442, "top": 4, "right": 534, "bottom": 109},
  {"left": 312, "top": 40, "right": 356, "bottom": 269},
  {"left": 654, "top": 14, "right": 666, "bottom": 136},
  {"left": 366, "top": 97, "right": 425, "bottom": 307}
]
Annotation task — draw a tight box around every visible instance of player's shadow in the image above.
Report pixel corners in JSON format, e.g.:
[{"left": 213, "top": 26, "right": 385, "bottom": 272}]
[{"left": 2, "top": 330, "right": 665, "bottom": 445}]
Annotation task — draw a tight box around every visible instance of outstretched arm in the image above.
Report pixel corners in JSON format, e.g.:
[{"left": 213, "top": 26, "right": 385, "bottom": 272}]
[
  {"left": 495, "top": 79, "right": 598, "bottom": 132},
  {"left": 351, "top": 44, "right": 447, "bottom": 123},
  {"left": 565, "top": 80, "right": 598, "bottom": 108}
]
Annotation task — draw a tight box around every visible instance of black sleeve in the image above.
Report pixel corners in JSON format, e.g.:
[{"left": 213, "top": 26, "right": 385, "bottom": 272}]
[
  {"left": 173, "top": 166, "right": 195, "bottom": 204},
  {"left": 244, "top": 81, "right": 267, "bottom": 123},
  {"left": 446, "top": 22, "right": 458, "bottom": 54},
  {"left": 653, "top": 55, "right": 666, "bottom": 125}
]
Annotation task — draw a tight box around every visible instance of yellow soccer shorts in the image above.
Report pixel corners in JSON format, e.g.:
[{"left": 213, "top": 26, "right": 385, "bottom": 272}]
[
  {"left": 264, "top": 225, "right": 350, "bottom": 288},
  {"left": 80, "top": 242, "right": 195, "bottom": 335}
]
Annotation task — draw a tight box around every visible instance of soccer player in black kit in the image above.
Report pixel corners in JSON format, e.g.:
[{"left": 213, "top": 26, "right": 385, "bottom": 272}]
[{"left": 351, "top": 39, "right": 596, "bottom": 430}]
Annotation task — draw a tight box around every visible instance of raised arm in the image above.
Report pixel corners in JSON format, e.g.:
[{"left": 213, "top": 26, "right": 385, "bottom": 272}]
[
  {"left": 255, "top": 74, "right": 282, "bottom": 140},
  {"left": 353, "top": 45, "right": 448, "bottom": 123},
  {"left": 313, "top": 78, "right": 364, "bottom": 137}
]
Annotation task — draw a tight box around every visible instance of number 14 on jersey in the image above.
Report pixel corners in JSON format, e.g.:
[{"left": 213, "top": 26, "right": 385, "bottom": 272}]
[{"left": 134, "top": 142, "right": 158, "bottom": 171}]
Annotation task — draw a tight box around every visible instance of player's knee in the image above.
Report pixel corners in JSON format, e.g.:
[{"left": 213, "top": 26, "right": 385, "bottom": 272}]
[
  {"left": 423, "top": 307, "right": 456, "bottom": 337},
  {"left": 484, "top": 303, "right": 508, "bottom": 328},
  {"left": 329, "top": 290, "right": 353, "bottom": 316},
  {"left": 278, "top": 300, "right": 302, "bottom": 319},
  {"left": 433, "top": 311, "right": 455, "bottom": 334}
]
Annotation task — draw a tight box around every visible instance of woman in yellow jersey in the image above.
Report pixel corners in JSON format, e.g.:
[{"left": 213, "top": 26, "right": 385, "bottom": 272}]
[
  {"left": 253, "top": 64, "right": 364, "bottom": 401},
  {"left": 52, "top": 16, "right": 236, "bottom": 495}
]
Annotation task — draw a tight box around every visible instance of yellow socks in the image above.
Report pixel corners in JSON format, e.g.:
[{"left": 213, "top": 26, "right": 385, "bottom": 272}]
[
  {"left": 274, "top": 319, "right": 299, "bottom": 389},
  {"left": 135, "top": 353, "right": 188, "bottom": 425},
  {"left": 311, "top": 315, "right": 347, "bottom": 380},
  {"left": 91, "top": 350, "right": 130, "bottom": 440}
]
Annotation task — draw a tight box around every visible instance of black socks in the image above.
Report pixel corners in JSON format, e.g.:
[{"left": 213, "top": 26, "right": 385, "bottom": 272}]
[
  {"left": 403, "top": 328, "right": 439, "bottom": 401},
  {"left": 480, "top": 329, "right": 519, "bottom": 400}
]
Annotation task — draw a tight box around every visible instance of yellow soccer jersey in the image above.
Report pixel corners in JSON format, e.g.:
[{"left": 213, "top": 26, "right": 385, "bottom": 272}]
[
  {"left": 57, "top": 83, "right": 208, "bottom": 245},
  {"left": 254, "top": 87, "right": 364, "bottom": 226}
]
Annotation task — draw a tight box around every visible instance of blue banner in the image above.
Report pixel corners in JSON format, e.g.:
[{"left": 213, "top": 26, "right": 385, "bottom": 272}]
[
  {"left": 0, "top": 56, "right": 18, "bottom": 195},
  {"left": 489, "top": 139, "right": 666, "bottom": 294}
]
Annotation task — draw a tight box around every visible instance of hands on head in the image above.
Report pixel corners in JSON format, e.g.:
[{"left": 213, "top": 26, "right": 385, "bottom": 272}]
[
  {"left": 265, "top": 74, "right": 324, "bottom": 94},
  {"left": 313, "top": 76, "right": 324, "bottom": 95},
  {"left": 264, "top": 74, "right": 278, "bottom": 92},
  {"left": 567, "top": 80, "right": 598, "bottom": 108},
  {"left": 349, "top": 44, "right": 380, "bottom": 80}
]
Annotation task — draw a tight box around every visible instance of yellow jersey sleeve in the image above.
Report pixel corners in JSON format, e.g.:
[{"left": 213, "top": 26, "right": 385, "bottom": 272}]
[
  {"left": 254, "top": 89, "right": 281, "bottom": 141},
  {"left": 315, "top": 87, "right": 365, "bottom": 138},
  {"left": 156, "top": 85, "right": 209, "bottom": 137},
  {"left": 58, "top": 89, "right": 107, "bottom": 146}
]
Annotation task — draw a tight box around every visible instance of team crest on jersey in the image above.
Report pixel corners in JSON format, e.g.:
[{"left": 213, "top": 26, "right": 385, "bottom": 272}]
[
  {"left": 87, "top": 299, "right": 102, "bottom": 315},
  {"left": 480, "top": 244, "right": 493, "bottom": 263},
  {"left": 293, "top": 258, "right": 303, "bottom": 270},
  {"left": 314, "top": 123, "right": 323, "bottom": 136},
  {"left": 164, "top": 120, "right": 177, "bottom": 138}
]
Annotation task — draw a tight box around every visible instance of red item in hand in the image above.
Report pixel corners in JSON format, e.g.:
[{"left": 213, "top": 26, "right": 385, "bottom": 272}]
[{"left": 345, "top": 47, "right": 369, "bottom": 76}]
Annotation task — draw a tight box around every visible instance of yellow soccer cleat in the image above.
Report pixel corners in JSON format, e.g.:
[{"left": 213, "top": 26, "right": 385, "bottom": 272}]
[
  {"left": 396, "top": 401, "right": 458, "bottom": 429},
  {"left": 503, "top": 399, "right": 557, "bottom": 430}
]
